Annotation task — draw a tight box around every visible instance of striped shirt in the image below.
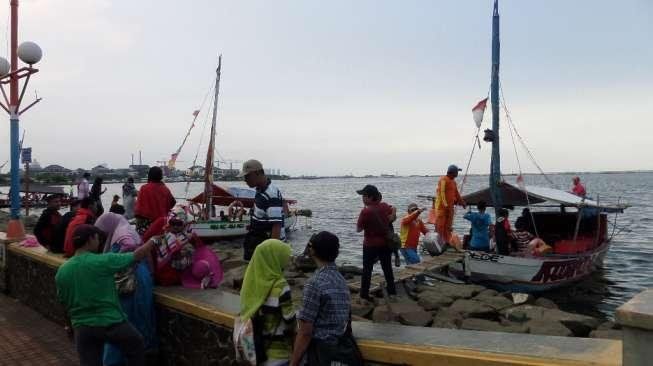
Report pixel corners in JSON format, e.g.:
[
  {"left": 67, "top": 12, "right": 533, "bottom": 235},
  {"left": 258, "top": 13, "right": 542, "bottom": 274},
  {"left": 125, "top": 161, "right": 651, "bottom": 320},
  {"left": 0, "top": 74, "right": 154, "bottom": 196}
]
[
  {"left": 298, "top": 263, "right": 351, "bottom": 344},
  {"left": 251, "top": 179, "right": 285, "bottom": 240}
]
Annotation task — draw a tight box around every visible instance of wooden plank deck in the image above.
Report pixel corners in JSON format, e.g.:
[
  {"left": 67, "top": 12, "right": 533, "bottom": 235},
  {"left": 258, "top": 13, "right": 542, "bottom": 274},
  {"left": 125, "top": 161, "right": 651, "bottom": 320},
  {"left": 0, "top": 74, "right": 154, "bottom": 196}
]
[{"left": 348, "top": 249, "right": 464, "bottom": 293}]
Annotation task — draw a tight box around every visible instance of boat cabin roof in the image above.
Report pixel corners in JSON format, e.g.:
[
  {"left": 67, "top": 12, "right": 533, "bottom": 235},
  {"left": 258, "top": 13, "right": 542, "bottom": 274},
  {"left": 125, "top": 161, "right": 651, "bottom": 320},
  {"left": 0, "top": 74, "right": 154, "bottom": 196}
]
[
  {"left": 463, "top": 182, "right": 625, "bottom": 213},
  {"left": 20, "top": 183, "right": 66, "bottom": 195}
]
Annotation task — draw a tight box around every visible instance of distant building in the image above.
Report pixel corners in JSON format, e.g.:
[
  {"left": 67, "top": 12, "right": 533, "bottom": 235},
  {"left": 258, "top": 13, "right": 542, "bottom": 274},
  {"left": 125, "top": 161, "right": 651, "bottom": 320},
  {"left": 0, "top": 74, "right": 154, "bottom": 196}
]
[
  {"left": 129, "top": 164, "right": 150, "bottom": 178},
  {"left": 43, "top": 164, "right": 72, "bottom": 175},
  {"left": 91, "top": 164, "right": 113, "bottom": 175},
  {"left": 188, "top": 165, "right": 205, "bottom": 177}
]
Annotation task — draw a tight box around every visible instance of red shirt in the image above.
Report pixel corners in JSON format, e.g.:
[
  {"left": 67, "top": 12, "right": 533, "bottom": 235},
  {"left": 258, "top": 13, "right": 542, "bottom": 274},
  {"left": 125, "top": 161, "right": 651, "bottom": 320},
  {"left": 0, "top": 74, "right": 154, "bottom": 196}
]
[
  {"left": 357, "top": 202, "right": 393, "bottom": 247},
  {"left": 63, "top": 208, "right": 95, "bottom": 257},
  {"left": 135, "top": 182, "right": 175, "bottom": 221},
  {"left": 572, "top": 183, "right": 586, "bottom": 197}
]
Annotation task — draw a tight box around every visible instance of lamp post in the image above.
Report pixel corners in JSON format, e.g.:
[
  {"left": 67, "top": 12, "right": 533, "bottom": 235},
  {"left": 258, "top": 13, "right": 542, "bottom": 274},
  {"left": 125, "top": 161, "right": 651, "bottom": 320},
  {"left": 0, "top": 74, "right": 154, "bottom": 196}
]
[{"left": 0, "top": 0, "right": 43, "bottom": 240}]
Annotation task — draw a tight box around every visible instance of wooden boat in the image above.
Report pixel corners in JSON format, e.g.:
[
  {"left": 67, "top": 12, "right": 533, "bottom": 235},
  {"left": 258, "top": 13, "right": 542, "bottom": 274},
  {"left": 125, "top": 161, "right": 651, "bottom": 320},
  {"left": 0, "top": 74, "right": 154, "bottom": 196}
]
[
  {"left": 182, "top": 57, "right": 301, "bottom": 239},
  {"left": 447, "top": 1, "right": 627, "bottom": 293},
  {"left": 0, "top": 183, "right": 73, "bottom": 209}
]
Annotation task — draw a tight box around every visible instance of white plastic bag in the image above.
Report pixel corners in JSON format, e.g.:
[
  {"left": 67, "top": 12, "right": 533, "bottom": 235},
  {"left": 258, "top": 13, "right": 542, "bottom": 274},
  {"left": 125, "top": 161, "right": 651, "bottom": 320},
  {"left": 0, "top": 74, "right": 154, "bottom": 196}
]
[
  {"left": 233, "top": 316, "right": 257, "bottom": 365},
  {"left": 423, "top": 232, "right": 445, "bottom": 256}
]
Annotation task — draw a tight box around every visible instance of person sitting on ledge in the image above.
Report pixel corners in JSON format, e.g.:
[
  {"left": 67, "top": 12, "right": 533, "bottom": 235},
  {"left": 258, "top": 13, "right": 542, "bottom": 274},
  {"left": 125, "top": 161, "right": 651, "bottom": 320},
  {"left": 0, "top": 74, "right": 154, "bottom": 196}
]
[
  {"left": 143, "top": 207, "right": 223, "bottom": 288},
  {"left": 511, "top": 220, "right": 551, "bottom": 257},
  {"left": 94, "top": 213, "right": 158, "bottom": 365},
  {"left": 291, "top": 231, "right": 361, "bottom": 366},
  {"left": 240, "top": 239, "right": 296, "bottom": 365},
  {"left": 64, "top": 198, "right": 98, "bottom": 257},
  {"left": 54, "top": 199, "right": 80, "bottom": 254},
  {"left": 55, "top": 224, "right": 155, "bottom": 366},
  {"left": 34, "top": 194, "right": 63, "bottom": 253}
]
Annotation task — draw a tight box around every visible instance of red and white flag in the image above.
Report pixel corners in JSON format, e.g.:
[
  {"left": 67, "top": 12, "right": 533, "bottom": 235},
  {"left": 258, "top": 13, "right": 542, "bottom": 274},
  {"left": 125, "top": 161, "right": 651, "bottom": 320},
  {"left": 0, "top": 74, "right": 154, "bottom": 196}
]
[{"left": 472, "top": 98, "right": 488, "bottom": 128}]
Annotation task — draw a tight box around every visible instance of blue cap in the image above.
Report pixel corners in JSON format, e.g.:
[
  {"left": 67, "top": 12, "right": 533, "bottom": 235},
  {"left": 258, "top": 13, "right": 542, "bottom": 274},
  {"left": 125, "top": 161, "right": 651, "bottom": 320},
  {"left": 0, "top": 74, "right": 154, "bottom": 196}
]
[{"left": 447, "top": 164, "right": 462, "bottom": 174}]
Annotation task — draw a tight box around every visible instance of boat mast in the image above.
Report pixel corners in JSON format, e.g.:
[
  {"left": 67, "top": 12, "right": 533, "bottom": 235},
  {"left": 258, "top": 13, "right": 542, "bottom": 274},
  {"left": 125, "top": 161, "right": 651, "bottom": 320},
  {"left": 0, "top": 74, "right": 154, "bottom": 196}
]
[
  {"left": 489, "top": 0, "right": 503, "bottom": 216},
  {"left": 203, "top": 55, "right": 222, "bottom": 219}
]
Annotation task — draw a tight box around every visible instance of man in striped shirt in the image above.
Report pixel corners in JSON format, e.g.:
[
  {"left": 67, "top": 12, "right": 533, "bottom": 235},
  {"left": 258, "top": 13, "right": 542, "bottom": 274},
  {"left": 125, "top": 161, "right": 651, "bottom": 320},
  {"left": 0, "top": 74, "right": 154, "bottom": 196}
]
[{"left": 239, "top": 159, "right": 286, "bottom": 260}]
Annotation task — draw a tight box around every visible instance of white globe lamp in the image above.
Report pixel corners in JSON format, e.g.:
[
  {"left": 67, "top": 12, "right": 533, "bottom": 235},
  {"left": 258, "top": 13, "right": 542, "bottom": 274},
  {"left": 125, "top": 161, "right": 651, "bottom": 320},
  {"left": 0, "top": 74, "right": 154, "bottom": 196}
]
[
  {"left": 0, "top": 57, "right": 9, "bottom": 76},
  {"left": 17, "top": 41, "right": 42, "bottom": 65}
]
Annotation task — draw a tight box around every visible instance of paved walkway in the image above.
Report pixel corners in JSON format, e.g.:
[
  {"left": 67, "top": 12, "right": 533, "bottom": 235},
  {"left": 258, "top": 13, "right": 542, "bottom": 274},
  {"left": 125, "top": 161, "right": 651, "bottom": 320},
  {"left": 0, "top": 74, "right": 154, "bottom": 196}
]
[{"left": 0, "top": 294, "right": 78, "bottom": 365}]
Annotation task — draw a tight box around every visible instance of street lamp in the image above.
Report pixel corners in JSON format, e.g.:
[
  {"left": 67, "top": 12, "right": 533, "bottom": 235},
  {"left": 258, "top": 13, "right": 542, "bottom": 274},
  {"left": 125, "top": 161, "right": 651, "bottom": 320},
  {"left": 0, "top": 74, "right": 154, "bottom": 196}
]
[{"left": 0, "top": 0, "right": 43, "bottom": 241}]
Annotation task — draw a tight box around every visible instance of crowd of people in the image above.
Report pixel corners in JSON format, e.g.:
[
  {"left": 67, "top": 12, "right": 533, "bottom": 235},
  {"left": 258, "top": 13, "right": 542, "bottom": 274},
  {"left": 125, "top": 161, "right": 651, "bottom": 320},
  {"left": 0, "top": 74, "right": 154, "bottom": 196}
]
[{"left": 38, "top": 160, "right": 588, "bottom": 365}]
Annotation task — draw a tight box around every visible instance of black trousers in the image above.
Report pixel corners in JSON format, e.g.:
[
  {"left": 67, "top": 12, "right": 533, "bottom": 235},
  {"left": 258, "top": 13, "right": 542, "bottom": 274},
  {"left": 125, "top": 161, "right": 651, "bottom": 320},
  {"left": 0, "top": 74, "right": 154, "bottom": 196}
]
[
  {"left": 243, "top": 231, "right": 270, "bottom": 261},
  {"left": 74, "top": 321, "right": 144, "bottom": 366},
  {"left": 360, "top": 246, "right": 396, "bottom": 299}
]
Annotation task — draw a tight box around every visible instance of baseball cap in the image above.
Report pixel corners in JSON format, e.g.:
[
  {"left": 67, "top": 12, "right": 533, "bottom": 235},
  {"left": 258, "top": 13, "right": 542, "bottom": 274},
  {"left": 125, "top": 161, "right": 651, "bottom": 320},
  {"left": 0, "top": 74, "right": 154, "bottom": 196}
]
[
  {"left": 447, "top": 164, "right": 462, "bottom": 174},
  {"left": 356, "top": 184, "right": 380, "bottom": 197},
  {"left": 237, "top": 159, "right": 264, "bottom": 177}
]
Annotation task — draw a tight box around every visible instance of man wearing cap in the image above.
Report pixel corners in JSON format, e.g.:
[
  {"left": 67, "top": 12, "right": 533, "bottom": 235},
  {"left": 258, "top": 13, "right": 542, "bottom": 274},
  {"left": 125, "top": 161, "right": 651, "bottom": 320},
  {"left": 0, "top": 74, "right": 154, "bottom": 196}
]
[
  {"left": 434, "top": 165, "right": 466, "bottom": 245},
  {"left": 34, "top": 194, "right": 63, "bottom": 253},
  {"left": 55, "top": 224, "right": 157, "bottom": 366},
  {"left": 239, "top": 159, "right": 286, "bottom": 261}
]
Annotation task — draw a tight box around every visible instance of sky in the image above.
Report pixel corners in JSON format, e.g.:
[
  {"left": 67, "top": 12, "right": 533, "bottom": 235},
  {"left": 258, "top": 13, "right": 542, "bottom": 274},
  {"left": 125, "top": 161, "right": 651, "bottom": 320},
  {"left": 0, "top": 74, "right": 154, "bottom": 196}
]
[{"left": 0, "top": 0, "right": 650, "bottom": 176}]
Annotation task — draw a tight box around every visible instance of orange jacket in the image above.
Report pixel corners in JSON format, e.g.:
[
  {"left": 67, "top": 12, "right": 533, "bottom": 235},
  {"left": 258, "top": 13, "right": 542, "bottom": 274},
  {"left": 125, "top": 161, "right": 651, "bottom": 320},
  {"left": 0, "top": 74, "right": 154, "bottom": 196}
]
[
  {"left": 400, "top": 211, "right": 428, "bottom": 249},
  {"left": 434, "top": 176, "right": 462, "bottom": 211}
]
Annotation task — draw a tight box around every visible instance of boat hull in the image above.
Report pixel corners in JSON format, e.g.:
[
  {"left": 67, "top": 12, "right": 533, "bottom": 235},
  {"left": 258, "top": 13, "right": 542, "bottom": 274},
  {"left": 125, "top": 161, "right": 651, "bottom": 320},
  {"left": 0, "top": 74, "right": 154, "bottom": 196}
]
[
  {"left": 191, "top": 214, "right": 298, "bottom": 239},
  {"left": 448, "top": 241, "right": 609, "bottom": 293}
]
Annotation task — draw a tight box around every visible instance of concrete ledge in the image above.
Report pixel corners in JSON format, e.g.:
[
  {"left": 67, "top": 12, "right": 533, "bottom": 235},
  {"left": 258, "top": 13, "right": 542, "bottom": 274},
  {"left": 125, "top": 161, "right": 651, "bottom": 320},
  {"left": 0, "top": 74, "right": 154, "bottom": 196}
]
[
  {"left": 5, "top": 243, "right": 623, "bottom": 366},
  {"left": 616, "top": 289, "right": 653, "bottom": 330}
]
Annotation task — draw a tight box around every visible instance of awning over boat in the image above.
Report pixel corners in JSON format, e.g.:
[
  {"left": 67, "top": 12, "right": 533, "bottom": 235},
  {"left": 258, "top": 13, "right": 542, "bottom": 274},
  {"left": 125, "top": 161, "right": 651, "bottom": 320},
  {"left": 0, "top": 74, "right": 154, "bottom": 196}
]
[
  {"left": 188, "top": 184, "right": 296, "bottom": 208},
  {"left": 20, "top": 183, "right": 65, "bottom": 195},
  {"left": 463, "top": 182, "right": 625, "bottom": 213}
]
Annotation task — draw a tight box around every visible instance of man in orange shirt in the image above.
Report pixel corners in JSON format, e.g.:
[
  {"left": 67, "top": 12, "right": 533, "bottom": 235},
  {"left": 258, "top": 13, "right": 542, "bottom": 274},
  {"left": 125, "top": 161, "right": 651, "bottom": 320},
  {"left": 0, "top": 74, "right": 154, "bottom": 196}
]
[
  {"left": 434, "top": 164, "right": 466, "bottom": 244},
  {"left": 400, "top": 203, "right": 430, "bottom": 264}
]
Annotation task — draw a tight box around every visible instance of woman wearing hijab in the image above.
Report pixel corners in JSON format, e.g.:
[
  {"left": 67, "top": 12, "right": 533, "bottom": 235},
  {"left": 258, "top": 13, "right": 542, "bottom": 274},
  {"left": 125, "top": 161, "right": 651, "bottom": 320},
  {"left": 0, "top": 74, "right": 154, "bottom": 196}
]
[
  {"left": 240, "top": 239, "right": 295, "bottom": 366},
  {"left": 143, "top": 206, "right": 223, "bottom": 288},
  {"left": 94, "top": 213, "right": 158, "bottom": 366}
]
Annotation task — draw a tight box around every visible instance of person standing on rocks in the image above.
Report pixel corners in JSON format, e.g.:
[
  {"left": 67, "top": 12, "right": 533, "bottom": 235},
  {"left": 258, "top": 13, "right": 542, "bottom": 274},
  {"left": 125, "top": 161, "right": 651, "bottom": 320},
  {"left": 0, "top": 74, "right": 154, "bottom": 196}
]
[
  {"left": 463, "top": 201, "right": 492, "bottom": 252},
  {"left": 399, "top": 203, "right": 429, "bottom": 264},
  {"left": 434, "top": 164, "right": 466, "bottom": 245},
  {"left": 356, "top": 185, "right": 397, "bottom": 304},
  {"left": 291, "top": 231, "right": 361, "bottom": 366},
  {"left": 239, "top": 159, "right": 286, "bottom": 261}
]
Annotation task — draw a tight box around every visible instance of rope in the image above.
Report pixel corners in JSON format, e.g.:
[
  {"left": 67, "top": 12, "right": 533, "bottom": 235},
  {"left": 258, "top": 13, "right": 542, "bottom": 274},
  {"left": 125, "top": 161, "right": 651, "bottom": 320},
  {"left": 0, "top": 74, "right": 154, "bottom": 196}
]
[
  {"left": 459, "top": 127, "right": 481, "bottom": 195},
  {"left": 499, "top": 83, "right": 555, "bottom": 186}
]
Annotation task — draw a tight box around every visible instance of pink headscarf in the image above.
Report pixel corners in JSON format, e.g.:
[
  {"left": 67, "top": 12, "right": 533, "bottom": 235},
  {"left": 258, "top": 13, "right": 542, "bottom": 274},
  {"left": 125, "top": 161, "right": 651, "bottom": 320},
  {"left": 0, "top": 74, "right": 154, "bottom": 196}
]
[{"left": 95, "top": 213, "right": 142, "bottom": 252}]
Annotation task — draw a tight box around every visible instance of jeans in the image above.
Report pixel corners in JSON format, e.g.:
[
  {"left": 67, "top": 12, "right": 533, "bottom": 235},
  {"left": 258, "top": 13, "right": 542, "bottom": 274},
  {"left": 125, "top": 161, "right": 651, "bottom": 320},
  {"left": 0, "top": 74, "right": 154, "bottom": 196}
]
[
  {"left": 400, "top": 248, "right": 421, "bottom": 264},
  {"left": 360, "top": 246, "right": 396, "bottom": 299},
  {"left": 74, "top": 321, "right": 144, "bottom": 366}
]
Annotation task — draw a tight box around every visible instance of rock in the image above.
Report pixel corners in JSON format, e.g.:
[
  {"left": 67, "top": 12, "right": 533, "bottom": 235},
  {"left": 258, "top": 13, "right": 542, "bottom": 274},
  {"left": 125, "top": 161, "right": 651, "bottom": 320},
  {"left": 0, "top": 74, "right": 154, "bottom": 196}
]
[
  {"left": 526, "top": 320, "right": 573, "bottom": 337},
  {"left": 545, "top": 309, "right": 601, "bottom": 337},
  {"left": 432, "top": 309, "right": 463, "bottom": 329},
  {"left": 501, "top": 305, "right": 547, "bottom": 323},
  {"left": 221, "top": 259, "right": 248, "bottom": 272},
  {"left": 501, "top": 305, "right": 600, "bottom": 337},
  {"left": 416, "top": 282, "right": 486, "bottom": 300},
  {"left": 512, "top": 293, "right": 535, "bottom": 305},
  {"left": 398, "top": 310, "right": 433, "bottom": 327},
  {"left": 387, "top": 302, "right": 423, "bottom": 315},
  {"left": 534, "top": 297, "right": 558, "bottom": 309},
  {"left": 338, "top": 265, "right": 364, "bottom": 276},
  {"left": 352, "top": 315, "right": 371, "bottom": 322},
  {"left": 449, "top": 299, "right": 496, "bottom": 318},
  {"left": 597, "top": 321, "right": 619, "bottom": 330},
  {"left": 372, "top": 305, "right": 395, "bottom": 323},
  {"left": 475, "top": 289, "right": 499, "bottom": 298},
  {"left": 461, "top": 318, "right": 528, "bottom": 334},
  {"left": 589, "top": 329, "right": 623, "bottom": 340},
  {"left": 293, "top": 255, "right": 317, "bottom": 272},
  {"left": 221, "top": 266, "right": 246, "bottom": 290},
  {"left": 474, "top": 295, "right": 513, "bottom": 311},
  {"left": 351, "top": 302, "right": 374, "bottom": 318},
  {"left": 417, "top": 292, "right": 455, "bottom": 311}
]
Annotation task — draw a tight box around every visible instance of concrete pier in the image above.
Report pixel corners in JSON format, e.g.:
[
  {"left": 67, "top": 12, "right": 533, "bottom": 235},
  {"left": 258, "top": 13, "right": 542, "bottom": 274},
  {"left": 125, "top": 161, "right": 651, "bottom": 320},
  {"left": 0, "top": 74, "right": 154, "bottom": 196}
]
[
  {"left": 617, "top": 289, "right": 653, "bottom": 366},
  {"left": 0, "top": 239, "right": 632, "bottom": 366}
]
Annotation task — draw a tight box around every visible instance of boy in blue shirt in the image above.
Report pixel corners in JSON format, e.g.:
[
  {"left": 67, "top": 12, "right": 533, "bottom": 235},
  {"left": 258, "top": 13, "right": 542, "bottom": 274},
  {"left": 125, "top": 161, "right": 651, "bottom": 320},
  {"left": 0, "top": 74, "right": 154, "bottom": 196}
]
[{"left": 463, "top": 201, "right": 492, "bottom": 251}]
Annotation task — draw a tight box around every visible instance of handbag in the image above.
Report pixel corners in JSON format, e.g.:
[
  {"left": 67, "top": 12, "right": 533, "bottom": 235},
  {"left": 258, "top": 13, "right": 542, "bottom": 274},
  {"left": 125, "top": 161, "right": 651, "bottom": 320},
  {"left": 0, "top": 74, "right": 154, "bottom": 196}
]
[
  {"left": 306, "top": 316, "right": 363, "bottom": 366},
  {"left": 371, "top": 207, "right": 401, "bottom": 250},
  {"left": 115, "top": 265, "right": 137, "bottom": 295},
  {"left": 233, "top": 316, "right": 257, "bottom": 365}
]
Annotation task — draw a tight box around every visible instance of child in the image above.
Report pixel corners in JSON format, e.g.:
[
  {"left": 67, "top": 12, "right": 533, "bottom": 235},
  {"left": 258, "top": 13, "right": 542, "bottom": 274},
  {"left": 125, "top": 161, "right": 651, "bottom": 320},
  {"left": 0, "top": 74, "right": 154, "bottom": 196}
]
[
  {"left": 399, "top": 203, "right": 429, "bottom": 264},
  {"left": 463, "top": 201, "right": 492, "bottom": 252}
]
